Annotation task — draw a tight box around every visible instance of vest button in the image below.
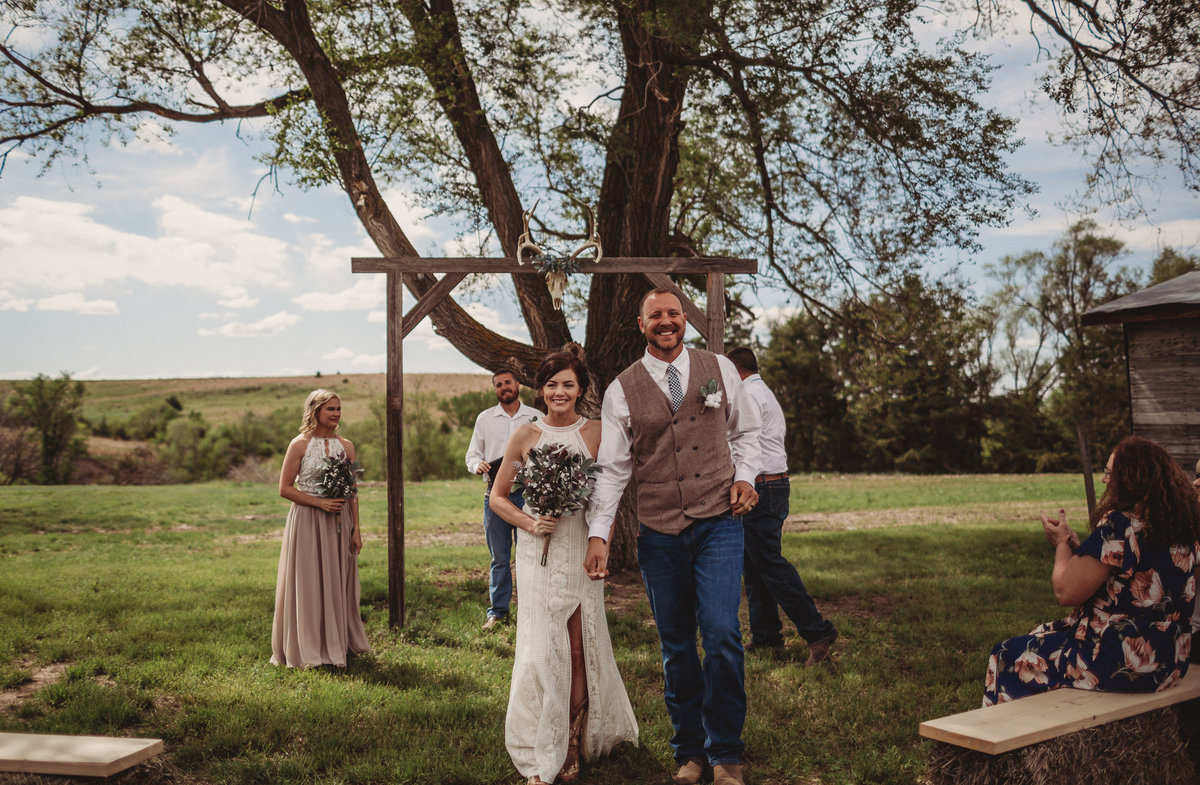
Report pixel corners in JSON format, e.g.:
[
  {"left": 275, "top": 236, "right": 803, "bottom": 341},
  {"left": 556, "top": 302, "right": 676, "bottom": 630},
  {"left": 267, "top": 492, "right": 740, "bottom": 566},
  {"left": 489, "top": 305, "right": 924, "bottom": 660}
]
[
  {"left": 692, "top": 446, "right": 698, "bottom": 450},
  {"left": 677, "top": 476, "right": 683, "bottom": 482},
  {"left": 700, "top": 500, "right": 706, "bottom": 505},
  {"left": 675, "top": 447, "right": 681, "bottom": 453},
  {"left": 690, "top": 416, "right": 696, "bottom": 421},
  {"left": 672, "top": 419, "right": 678, "bottom": 425},
  {"left": 695, "top": 473, "right": 700, "bottom": 478}
]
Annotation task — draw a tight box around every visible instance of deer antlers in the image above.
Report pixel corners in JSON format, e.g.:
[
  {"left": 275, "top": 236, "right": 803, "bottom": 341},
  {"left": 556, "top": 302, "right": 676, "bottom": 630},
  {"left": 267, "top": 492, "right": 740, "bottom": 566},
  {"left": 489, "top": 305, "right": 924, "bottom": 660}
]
[{"left": 514, "top": 204, "right": 603, "bottom": 310}]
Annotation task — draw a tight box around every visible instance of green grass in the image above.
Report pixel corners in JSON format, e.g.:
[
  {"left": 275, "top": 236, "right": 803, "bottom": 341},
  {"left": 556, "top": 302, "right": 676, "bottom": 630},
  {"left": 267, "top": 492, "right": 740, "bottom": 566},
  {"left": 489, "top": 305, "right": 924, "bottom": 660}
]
[
  {"left": 0, "top": 475, "right": 1082, "bottom": 784},
  {"left": 0, "top": 372, "right": 490, "bottom": 428}
]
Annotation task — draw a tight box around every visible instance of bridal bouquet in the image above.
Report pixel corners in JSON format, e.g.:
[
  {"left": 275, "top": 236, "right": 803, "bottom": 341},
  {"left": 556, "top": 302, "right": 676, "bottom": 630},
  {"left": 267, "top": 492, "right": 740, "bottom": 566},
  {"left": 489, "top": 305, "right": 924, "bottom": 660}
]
[
  {"left": 317, "top": 454, "right": 364, "bottom": 533},
  {"left": 511, "top": 444, "right": 595, "bottom": 565}
]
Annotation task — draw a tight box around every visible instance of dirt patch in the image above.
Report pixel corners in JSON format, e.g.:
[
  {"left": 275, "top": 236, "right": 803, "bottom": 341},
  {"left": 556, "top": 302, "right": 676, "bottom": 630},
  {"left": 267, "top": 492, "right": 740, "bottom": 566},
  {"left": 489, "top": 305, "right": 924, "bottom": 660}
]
[
  {"left": 784, "top": 501, "right": 1064, "bottom": 533},
  {"left": 603, "top": 569, "right": 650, "bottom": 620},
  {"left": 0, "top": 662, "right": 67, "bottom": 710}
]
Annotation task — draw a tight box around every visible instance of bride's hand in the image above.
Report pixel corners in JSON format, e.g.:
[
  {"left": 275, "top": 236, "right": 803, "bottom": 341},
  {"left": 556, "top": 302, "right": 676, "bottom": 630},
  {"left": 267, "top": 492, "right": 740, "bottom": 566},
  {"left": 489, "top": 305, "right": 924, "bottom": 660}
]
[{"left": 530, "top": 515, "right": 558, "bottom": 536}]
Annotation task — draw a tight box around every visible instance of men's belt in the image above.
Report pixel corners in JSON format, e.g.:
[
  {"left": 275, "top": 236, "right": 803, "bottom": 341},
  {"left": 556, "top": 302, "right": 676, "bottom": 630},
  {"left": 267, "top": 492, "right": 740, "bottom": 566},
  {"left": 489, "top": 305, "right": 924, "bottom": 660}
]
[{"left": 755, "top": 472, "right": 788, "bottom": 483}]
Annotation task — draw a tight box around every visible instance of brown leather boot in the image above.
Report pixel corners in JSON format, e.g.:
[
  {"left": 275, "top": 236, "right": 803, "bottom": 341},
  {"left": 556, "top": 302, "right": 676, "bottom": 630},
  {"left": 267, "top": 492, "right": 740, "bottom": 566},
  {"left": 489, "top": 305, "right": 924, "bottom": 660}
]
[
  {"left": 713, "top": 763, "right": 745, "bottom": 785},
  {"left": 673, "top": 758, "right": 707, "bottom": 785}
]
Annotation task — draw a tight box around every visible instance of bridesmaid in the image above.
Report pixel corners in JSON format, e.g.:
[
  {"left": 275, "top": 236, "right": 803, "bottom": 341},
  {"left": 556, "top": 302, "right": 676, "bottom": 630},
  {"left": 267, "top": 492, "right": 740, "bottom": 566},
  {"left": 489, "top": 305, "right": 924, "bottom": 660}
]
[{"left": 270, "top": 389, "right": 370, "bottom": 668}]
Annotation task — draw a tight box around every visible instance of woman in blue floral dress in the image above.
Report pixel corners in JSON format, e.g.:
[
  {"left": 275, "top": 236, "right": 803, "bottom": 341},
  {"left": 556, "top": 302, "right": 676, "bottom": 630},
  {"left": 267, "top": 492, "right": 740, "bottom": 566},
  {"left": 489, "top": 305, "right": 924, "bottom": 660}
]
[{"left": 984, "top": 436, "right": 1200, "bottom": 706}]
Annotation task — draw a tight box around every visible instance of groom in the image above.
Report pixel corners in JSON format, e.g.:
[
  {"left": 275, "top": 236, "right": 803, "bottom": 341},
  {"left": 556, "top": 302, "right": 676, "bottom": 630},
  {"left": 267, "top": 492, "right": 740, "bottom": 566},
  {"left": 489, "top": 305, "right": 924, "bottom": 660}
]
[{"left": 585, "top": 289, "right": 761, "bottom": 785}]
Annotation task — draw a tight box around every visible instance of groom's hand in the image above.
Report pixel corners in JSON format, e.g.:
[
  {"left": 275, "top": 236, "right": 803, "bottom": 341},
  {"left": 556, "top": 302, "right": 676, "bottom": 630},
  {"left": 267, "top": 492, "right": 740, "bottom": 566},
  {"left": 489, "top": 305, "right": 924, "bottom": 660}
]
[
  {"left": 730, "top": 481, "right": 758, "bottom": 517},
  {"left": 584, "top": 537, "right": 609, "bottom": 580}
]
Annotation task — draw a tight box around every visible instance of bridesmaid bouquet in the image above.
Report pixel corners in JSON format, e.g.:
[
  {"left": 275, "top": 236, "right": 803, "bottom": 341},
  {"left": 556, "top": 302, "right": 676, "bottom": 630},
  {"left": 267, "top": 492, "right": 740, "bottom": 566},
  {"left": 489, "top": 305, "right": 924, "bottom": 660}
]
[
  {"left": 512, "top": 444, "right": 595, "bottom": 566},
  {"left": 317, "top": 455, "right": 364, "bottom": 533}
]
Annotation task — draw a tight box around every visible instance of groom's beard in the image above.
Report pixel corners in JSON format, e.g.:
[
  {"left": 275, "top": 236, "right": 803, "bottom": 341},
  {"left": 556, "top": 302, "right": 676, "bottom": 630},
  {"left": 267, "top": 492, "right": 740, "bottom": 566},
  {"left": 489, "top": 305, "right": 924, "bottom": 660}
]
[
  {"left": 645, "top": 327, "right": 683, "bottom": 354},
  {"left": 496, "top": 389, "right": 518, "bottom": 404}
]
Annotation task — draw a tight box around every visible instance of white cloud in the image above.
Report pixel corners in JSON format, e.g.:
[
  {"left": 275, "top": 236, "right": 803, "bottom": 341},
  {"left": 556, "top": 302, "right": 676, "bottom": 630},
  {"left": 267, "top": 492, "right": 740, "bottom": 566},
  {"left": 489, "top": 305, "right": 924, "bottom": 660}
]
[
  {"left": 379, "top": 188, "right": 442, "bottom": 244},
  {"left": 0, "top": 290, "right": 33, "bottom": 312},
  {"left": 294, "top": 277, "right": 385, "bottom": 311},
  {"left": 218, "top": 286, "right": 259, "bottom": 308},
  {"left": 321, "top": 347, "right": 385, "bottom": 370},
  {"left": 0, "top": 195, "right": 293, "bottom": 295},
  {"left": 750, "top": 305, "right": 800, "bottom": 337},
  {"left": 284, "top": 213, "right": 318, "bottom": 225},
  {"left": 198, "top": 311, "right": 237, "bottom": 320},
  {"left": 198, "top": 310, "right": 299, "bottom": 337},
  {"left": 74, "top": 366, "right": 103, "bottom": 380},
  {"left": 37, "top": 292, "right": 119, "bottom": 315},
  {"left": 131, "top": 120, "right": 178, "bottom": 155},
  {"left": 367, "top": 310, "right": 387, "bottom": 323},
  {"left": 299, "top": 232, "right": 379, "bottom": 278},
  {"left": 1113, "top": 218, "right": 1200, "bottom": 256}
]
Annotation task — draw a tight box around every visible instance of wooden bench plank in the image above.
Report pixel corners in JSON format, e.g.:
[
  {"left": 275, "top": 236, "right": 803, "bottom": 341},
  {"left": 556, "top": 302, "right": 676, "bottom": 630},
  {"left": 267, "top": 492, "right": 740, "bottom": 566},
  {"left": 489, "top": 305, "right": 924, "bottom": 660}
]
[
  {"left": 0, "top": 732, "right": 163, "bottom": 777},
  {"left": 920, "top": 669, "right": 1200, "bottom": 754}
]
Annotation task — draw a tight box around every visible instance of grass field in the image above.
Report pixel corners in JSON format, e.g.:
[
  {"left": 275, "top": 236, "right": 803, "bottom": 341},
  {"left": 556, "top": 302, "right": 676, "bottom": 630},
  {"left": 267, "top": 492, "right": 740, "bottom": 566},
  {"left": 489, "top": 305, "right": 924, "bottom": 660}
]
[
  {"left": 0, "top": 474, "right": 1096, "bottom": 784},
  {"left": 0, "top": 373, "right": 491, "bottom": 428}
]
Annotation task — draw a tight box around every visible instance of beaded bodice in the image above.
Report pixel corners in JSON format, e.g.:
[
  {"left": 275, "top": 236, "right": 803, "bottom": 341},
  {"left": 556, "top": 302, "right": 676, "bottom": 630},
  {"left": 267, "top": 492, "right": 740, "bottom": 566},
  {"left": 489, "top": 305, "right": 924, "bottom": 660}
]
[{"left": 295, "top": 436, "right": 345, "bottom": 495}]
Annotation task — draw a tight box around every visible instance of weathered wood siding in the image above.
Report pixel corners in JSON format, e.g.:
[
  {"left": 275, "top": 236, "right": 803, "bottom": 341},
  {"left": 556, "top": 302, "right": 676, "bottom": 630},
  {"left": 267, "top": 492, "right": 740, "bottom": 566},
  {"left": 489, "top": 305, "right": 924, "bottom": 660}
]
[{"left": 1128, "top": 319, "right": 1200, "bottom": 471}]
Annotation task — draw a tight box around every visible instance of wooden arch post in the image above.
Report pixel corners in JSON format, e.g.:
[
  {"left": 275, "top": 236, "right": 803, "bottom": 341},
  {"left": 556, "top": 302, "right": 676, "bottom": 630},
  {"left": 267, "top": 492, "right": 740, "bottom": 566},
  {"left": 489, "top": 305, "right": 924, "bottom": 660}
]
[{"left": 351, "top": 256, "right": 757, "bottom": 627}]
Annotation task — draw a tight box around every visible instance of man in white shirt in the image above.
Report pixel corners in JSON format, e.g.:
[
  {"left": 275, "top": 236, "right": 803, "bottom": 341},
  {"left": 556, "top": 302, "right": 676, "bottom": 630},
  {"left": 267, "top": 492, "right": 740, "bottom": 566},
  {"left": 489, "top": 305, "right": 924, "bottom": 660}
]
[
  {"left": 465, "top": 367, "right": 540, "bottom": 630},
  {"left": 584, "top": 290, "right": 761, "bottom": 785},
  {"left": 726, "top": 347, "right": 837, "bottom": 666}
]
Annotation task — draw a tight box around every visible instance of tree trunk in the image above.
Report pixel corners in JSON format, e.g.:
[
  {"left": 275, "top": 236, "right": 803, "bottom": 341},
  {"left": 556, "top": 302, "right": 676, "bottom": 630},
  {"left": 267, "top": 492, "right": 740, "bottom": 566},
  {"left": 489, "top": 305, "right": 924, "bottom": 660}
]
[
  {"left": 587, "top": 0, "right": 693, "bottom": 570},
  {"left": 223, "top": 0, "right": 556, "bottom": 379}
]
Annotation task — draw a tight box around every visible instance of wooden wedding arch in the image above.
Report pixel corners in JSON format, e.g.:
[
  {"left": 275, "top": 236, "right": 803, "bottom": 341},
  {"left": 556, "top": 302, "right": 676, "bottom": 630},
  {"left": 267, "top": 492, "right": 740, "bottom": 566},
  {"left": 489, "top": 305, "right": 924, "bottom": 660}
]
[{"left": 351, "top": 255, "right": 756, "bottom": 627}]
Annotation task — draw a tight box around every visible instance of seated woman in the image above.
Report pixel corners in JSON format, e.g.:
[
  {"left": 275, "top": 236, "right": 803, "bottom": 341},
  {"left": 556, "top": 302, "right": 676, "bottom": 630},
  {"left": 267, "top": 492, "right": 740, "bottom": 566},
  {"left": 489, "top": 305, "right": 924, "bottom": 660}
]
[{"left": 984, "top": 436, "right": 1200, "bottom": 706}]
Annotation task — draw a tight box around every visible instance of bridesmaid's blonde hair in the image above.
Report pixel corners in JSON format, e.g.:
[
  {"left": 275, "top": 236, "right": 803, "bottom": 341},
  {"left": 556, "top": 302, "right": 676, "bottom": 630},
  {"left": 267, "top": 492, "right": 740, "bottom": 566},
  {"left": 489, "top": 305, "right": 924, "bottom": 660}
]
[{"left": 300, "top": 389, "right": 340, "bottom": 435}]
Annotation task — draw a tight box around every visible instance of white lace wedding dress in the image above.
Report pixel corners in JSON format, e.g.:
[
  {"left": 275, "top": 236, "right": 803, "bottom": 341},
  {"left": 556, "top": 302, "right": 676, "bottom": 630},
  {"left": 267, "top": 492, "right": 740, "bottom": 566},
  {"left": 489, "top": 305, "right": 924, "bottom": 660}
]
[{"left": 505, "top": 417, "right": 638, "bottom": 780}]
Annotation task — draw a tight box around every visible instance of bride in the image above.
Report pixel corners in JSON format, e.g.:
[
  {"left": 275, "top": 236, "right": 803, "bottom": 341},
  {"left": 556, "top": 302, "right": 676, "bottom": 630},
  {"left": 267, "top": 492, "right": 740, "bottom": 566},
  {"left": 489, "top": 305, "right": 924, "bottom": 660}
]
[{"left": 490, "top": 348, "right": 638, "bottom": 784}]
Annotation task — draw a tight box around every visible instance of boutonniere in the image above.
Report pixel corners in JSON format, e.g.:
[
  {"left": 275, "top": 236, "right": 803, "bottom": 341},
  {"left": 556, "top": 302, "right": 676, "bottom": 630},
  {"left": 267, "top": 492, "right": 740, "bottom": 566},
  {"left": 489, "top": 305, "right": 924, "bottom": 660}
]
[{"left": 699, "top": 378, "right": 722, "bottom": 410}]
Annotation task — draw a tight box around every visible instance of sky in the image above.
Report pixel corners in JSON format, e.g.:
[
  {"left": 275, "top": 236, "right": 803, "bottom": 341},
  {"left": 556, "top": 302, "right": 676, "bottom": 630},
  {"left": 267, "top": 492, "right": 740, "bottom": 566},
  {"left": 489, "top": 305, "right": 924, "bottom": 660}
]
[{"left": 1, "top": 21, "right": 1198, "bottom": 381}]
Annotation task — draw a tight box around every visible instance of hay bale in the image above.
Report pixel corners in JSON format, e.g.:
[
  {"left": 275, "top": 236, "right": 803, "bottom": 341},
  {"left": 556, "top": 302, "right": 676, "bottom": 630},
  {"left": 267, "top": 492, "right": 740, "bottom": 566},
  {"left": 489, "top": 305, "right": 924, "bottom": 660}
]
[{"left": 926, "top": 707, "right": 1196, "bottom": 785}]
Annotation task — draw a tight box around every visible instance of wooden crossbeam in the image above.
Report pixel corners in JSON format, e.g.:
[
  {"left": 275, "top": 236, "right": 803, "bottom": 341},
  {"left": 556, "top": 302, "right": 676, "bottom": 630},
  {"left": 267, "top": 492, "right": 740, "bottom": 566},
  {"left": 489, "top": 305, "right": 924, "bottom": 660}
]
[
  {"left": 352, "top": 257, "right": 757, "bottom": 275},
  {"left": 402, "top": 272, "right": 467, "bottom": 340}
]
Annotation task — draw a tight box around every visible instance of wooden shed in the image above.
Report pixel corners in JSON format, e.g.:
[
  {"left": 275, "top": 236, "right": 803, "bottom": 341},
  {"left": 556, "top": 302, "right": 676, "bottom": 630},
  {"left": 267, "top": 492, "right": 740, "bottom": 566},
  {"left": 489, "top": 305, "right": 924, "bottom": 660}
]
[{"left": 1081, "top": 271, "right": 1200, "bottom": 470}]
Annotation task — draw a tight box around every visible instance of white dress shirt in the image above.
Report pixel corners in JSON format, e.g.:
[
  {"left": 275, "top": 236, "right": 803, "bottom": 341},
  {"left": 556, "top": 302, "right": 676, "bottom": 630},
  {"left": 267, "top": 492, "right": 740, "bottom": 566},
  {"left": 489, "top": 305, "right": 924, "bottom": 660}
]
[
  {"left": 464, "top": 402, "right": 541, "bottom": 473},
  {"left": 744, "top": 374, "right": 789, "bottom": 476},
  {"left": 586, "top": 348, "right": 762, "bottom": 541}
]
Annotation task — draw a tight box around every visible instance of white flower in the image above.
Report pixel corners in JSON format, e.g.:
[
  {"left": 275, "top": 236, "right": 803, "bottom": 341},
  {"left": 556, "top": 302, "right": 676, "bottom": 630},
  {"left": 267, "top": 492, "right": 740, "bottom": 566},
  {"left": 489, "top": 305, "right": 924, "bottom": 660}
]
[{"left": 704, "top": 391, "right": 723, "bottom": 409}]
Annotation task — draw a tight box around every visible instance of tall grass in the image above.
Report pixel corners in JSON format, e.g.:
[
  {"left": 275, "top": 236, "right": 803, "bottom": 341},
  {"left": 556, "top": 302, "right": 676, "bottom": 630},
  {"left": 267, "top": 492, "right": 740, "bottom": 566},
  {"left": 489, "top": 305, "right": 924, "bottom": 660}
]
[{"left": 0, "top": 476, "right": 1086, "bottom": 784}]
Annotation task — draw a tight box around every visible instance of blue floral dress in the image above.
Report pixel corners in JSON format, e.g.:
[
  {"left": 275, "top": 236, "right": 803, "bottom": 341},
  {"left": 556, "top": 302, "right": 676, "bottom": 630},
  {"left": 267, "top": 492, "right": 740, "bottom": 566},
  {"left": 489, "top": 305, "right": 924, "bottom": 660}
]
[{"left": 984, "top": 511, "right": 1198, "bottom": 706}]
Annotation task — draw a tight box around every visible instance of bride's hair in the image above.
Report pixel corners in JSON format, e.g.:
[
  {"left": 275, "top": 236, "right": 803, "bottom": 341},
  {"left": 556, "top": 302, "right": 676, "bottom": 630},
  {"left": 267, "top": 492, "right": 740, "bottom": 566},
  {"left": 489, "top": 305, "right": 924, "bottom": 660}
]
[
  {"left": 300, "top": 388, "right": 340, "bottom": 435},
  {"left": 533, "top": 345, "right": 589, "bottom": 412}
]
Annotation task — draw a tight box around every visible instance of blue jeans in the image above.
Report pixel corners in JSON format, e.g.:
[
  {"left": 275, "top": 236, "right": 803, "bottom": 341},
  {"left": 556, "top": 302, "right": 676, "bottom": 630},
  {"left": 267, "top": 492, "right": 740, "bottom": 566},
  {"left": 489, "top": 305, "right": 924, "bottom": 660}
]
[
  {"left": 484, "top": 489, "right": 522, "bottom": 619},
  {"left": 743, "top": 478, "right": 835, "bottom": 645},
  {"left": 638, "top": 514, "right": 745, "bottom": 766}
]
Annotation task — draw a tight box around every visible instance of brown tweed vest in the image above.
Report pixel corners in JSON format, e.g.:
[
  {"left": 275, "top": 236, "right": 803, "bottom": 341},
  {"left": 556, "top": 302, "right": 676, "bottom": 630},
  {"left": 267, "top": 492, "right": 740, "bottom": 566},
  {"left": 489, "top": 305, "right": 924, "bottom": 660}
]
[{"left": 616, "top": 348, "right": 735, "bottom": 535}]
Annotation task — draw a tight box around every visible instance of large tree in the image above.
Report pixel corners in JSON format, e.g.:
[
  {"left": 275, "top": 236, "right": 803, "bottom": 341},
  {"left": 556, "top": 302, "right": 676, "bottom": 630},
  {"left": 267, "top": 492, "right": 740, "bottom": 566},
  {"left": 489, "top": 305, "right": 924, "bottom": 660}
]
[{"left": 2, "top": 0, "right": 1031, "bottom": 380}]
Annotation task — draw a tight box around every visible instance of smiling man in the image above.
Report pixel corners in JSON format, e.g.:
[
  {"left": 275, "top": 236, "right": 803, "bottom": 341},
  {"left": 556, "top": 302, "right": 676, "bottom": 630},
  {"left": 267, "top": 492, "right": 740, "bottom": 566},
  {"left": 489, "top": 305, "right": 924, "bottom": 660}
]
[
  {"left": 465, "top": 367, "right": 540, "bottom": 630},
  {"left": 585, "top": 289, "right": 761, "bottom": 785}
]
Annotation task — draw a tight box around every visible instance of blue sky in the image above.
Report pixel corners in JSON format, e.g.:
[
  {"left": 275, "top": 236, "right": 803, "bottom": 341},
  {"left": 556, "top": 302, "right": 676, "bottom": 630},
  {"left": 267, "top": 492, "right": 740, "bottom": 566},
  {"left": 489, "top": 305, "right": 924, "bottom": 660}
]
[{"left": 1, "top": 27, "right": 1197, "bottom": 381}]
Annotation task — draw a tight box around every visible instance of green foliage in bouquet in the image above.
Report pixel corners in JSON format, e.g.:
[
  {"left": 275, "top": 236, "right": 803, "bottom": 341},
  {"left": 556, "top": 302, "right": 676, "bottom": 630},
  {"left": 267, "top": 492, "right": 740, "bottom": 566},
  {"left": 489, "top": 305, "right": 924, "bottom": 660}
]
[
  {"left": 317, "top": 455, "right": 364, "bottom": 500},
  {"left": 511, "top": 444, "right": 595, "bottom": 518}
]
